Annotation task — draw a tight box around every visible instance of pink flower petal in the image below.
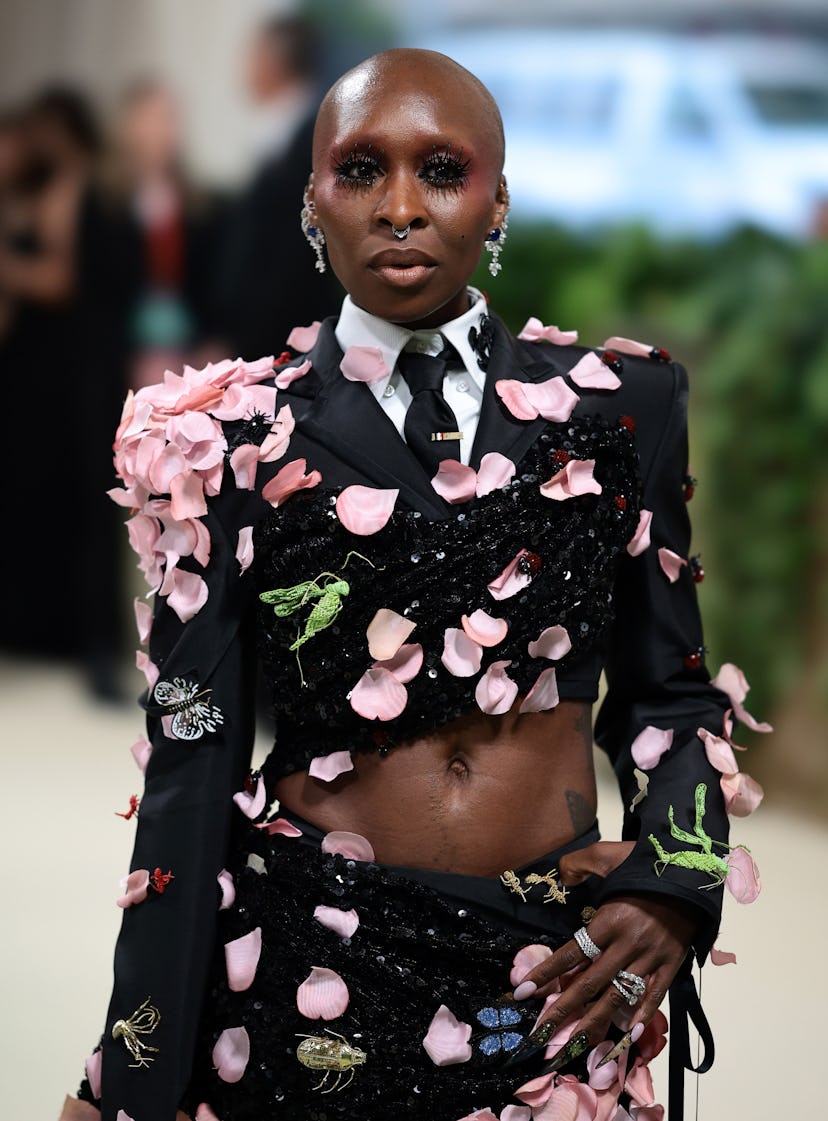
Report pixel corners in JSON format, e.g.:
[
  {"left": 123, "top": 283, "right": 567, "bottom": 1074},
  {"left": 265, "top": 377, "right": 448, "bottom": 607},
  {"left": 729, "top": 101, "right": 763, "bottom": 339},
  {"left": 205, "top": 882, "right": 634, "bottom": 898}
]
[
  {"left": 495, "top": 379, "right": 539, "bottom": 421},
  {"left": 255, "top": 816, "right": 303, "bottom": 837},
  {"left": 711, "top": 664, "right": 774, "bottom": 734},
  {"left": 164, "top": 568, "right": 209, "bottom": 623},
  {"left": 261, "top": 458, "right": 322, "bottom": 507},
  {"left": 116, "top": 1112, "right": 135, "bottom": 1121},
  {"left": 475, "top": 660, "right": 518, "bottom": 715},
  {"left": 462, "top": 609, "right": 509, "bottom": 647},
  {"left": 520, "top": 667, "right": 560, "bottom": 714},
  {"left": 502, "top": 1108, "right": 534, "bottom": 1121},
  {"left": 518, "top": 317, "right": 579, "bottom": 345},
  {"left": 235, "top": 526, "right": 254, "bottom": 574},
  {"left": 698, "top": 727, "right": 738, "bottom": 774},
  {"left": 658, "top": 548, "right": 687, "bottom": 583},
  {"left": 635, "top": 1010, "right": 668, "bottom": 1063},
  {"left": 195, "top": 1105, "right": 222, "bottom": 1121},
  {"left": 710, "top": 944, "right": 737, "bottom": 966},
  {"left": 515, "top": 1071, "right": 558, "bottom": 1109},
  {"left": 286, "top": 321, "right": 322, "bottom": 351},
  {"left": 528, "top": 625, "right": 572, "bottom": 661},
  {"left": 258, "top": 404, "right": 296, "bottom": 462},
  {"left": 296, "top": 966, "right": 350, "bottom": 1020},
  {"left": 532, "top": 1084, "right": 580, "bottom": 1121},
  {"left": 720, "top": 771, "right": 764, "bottom": 817},
  {"left": 625, "top": 1059, "right": 656, "bottom": 1108},
  {"left": 441, "top": 628, "right": 484, "bottom": 677},
  {"left": 587, "top": 1042, "right": 619, "bottom": 1090},
  {"left": 374, "top": 643, "right": 423, "bottom": 683},
  {"left": 422, "top": 1004, "right": 473, "bottom": 1066},
  {"left": 321, "top": 830, "right": 375, "bottom": 861},
  {"left": 229, "top": 444, "right": 260, "bottom": 490},
  {"left": 336, "top": 485, "right": 398, "bottom": 535},
  {"left": 135, "top": 650, "right": 159, "bottom": 690},
  {"left": 510, "top": 943, "right": 553, "bottom": 987},
  {"left": 432, "top": 459, "right": 478, "bottom": 503},
  {"left": 569, "top": 352, "right": 621, "bottom": 391},
  {"left": 487, "top": 550, "right": 532, "bottom": 601},
  {"left": 130, "top": 735, "right": 153, "bottom": 773},
  {"left": 217, "top": 869, "right": 235, "bottom": 911},
  {"left": 724, "top": 846, "right": 761, "bottom": 903},
  {"left": 349, "top": 666, "right": 408, "bottom": 719},
  {"left": 308, "top": 751, "right": 354, "bottom": 782},
  {"left": 366, "top": 608, "right": 416, "bottom": 661},
  {"left": 233, "top": 774, "right": 267, "bottom": 819},
  {"left": 558, "top": 1075, "right": 600, "bottom": 1121},
  {"left": 313, "top": 905, "right": 360, "bottom": 938},
  {"left": 455, "top": 1112, "right": 499, "bottom": 1121},
  {"left": 85, "top": 1050, "right": 102, "bottom": 1098},
  {"left": 133, "top": 597, "right": 153, "bottom": 644},
  {"left": 631, "top": 726, "right": 674, "bottom": 770},
  {"left": 340, "top": 345, "right": 389, "bottom": 383},
  {"left": 525, "top": 377, "right": 580, "bottom": 422},
  {"left": 476, "top": 452, "right": 516, "bottom": 497},
  {"left": 603, "top": 336, "right": 652, "bottom": 358},
  {"left": 224, "top": 928, "right": 261, "bottom": 992},
  {"left": 170, "top": 469, "right": 207, "bottom": 521},
  {"left": 212, "top": 1026, "right": 250, "bottom": 1083},
  {"left": 274, "top": 359, "right": 311, "bottom": 388},
  {"left": 540, "top": 459, "right": 602, "bottom": 501},
  {"left": 627, "top": 509, "right": 653, "bottom": 557},
  {"left": 116, "top": 869, "right": 150, "bottom": 909}
]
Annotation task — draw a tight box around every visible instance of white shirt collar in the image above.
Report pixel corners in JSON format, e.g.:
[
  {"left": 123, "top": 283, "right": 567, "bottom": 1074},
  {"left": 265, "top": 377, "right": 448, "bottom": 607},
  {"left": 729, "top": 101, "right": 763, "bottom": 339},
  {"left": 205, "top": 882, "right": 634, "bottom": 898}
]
[{"left": 334, "top": 288, "right": 489, "bottom": 392}]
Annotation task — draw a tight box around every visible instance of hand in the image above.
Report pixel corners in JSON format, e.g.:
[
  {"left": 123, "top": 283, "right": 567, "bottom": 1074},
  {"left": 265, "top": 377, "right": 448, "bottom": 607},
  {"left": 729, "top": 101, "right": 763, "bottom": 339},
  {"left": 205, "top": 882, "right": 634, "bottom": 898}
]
[{"left": 510, "top": 841, "right": 700, "bottom": 1068}]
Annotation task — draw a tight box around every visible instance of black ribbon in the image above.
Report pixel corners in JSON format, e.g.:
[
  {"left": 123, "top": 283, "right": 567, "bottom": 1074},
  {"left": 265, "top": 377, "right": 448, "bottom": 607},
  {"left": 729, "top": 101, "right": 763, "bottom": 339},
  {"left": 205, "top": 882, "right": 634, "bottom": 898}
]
[{"left": 668, "top": 955, "right": 715, "bottom": 1121}]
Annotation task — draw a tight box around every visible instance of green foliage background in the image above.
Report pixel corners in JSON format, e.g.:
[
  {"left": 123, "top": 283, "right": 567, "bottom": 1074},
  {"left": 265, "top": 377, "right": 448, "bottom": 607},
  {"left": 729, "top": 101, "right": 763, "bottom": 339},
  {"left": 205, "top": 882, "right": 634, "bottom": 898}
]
[{"left": 473, "top": 226, "right": 828, "bottom": 722}]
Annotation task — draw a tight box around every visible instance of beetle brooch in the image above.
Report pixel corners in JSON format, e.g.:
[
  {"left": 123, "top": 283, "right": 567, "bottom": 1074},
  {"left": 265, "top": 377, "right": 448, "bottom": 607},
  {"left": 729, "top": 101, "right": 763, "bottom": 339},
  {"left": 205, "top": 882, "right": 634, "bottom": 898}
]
[{"left": 296, "top": 1030, "right": 367, "bottom": 1092}]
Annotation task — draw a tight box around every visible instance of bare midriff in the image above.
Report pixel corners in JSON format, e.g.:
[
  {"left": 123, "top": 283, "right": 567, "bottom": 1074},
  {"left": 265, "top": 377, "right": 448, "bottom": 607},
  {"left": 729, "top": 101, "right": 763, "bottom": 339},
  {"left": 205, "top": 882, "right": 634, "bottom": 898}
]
[{"left": 274, "top": 699, "right": 596, "bottom": 877}]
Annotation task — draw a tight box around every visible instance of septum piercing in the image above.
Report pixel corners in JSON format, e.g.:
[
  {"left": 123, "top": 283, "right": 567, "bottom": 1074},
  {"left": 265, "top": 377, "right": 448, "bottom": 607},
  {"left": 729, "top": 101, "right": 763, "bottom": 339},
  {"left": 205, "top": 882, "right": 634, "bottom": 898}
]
[{"left": 392, "top": 225, "right": 410, "bottom": 240}]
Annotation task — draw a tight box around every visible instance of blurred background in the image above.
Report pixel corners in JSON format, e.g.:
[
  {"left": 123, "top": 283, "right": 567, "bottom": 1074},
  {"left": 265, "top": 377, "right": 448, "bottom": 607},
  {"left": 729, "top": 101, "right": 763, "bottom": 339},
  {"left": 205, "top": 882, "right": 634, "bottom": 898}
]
[{"left": 0, "top": 1, "right": 825, "bottom": 1118}]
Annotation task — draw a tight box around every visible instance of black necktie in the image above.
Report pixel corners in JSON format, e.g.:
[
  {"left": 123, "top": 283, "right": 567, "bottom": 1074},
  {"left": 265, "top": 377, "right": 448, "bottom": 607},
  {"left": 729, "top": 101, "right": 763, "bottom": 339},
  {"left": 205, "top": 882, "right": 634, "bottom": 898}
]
[{"left": 397, "top": 342, "right": 462, "bottom": 476}]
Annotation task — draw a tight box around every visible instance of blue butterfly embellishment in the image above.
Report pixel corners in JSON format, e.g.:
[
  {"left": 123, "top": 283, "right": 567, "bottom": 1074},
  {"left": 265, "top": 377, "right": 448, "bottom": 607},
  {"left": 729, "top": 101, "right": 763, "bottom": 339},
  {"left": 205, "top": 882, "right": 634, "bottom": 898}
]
[{"left": 476, "top": 1005, "right": 524, "bottom": 1056}]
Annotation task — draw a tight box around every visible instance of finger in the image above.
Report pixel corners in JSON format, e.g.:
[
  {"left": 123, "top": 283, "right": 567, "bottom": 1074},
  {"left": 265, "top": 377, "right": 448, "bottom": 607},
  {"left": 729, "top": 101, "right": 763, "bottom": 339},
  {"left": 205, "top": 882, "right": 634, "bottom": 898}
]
[
  {"left": 512, "top": 937, "right": 588, "bottom": 999},
  {"left": 623, "top": 963, "right": 671, "bottom": 1031},
  {"left": 558, "top": 840, "right": 635, "bottom": 885}
]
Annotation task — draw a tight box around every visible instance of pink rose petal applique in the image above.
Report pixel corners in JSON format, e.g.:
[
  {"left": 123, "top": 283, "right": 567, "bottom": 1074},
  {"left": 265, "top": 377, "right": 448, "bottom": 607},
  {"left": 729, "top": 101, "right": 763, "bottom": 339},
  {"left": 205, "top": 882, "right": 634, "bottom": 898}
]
[
  {"left": 587, "top": 1042, "right": 619, "bottom": 1090},
  {"left": 296, "top": 966, "right": 350, "bottom": 1020},
  {"left": 495, "top": 379, "right": 538, "bottom": 421},
  {"left": 116, "top": 1112, "right": 136, "bottom": 1121},
  {"left": 255, "top": 817, "right": 303, "bottom": 837},
  {"left": 225, "top": 928, "right": 262, "bottom": 992},
  {"left": 710, "top": 664, "right": 774, "bottom": 734},
  {"left": 366, "top": 608, "right": 416, "bottom": 661},
  {"left": 163, "top": 568, "right": 209, "bottom": 623},
  {"left": 422, "top": 1004, "right": 473, "bottom": 1066},
  {"left": 602, "top": 336, "right": 652, "bottom": 358},
  {"left": 85, "top": 1049, "right": 102, "bottom": 1098},
  {"left": 195, "top": 1105, "right": 222, "bottom": 1121},
  {"left": 461, "top": 609, "right": 509, "bottom": 647},
  {"left": 476, "top": 660, "right": 518, "bottom": 715},
  {"left": 528, "top": 625, "right": 572, "bottom": 661},
  {"left": 261, "top": 459, "right": 322, "bottom": 507},
  {"left": 697, "top": 727, "right": 738, "bottom": 774},
  {"left": 313, "top": 905, "right": 360, "bottom": 938},
  {"left": 626, "top": 509, "right": 653, "bottom": 557},
  {"left": 476, "top": 451, "right": 516, "bottom": 497},
  {"left": 258, "top": 404, "right": 295, "bottom": 462},
  {"left": 235, "top": 526, "right": 254, "bottom": 575},
  {"left": 501, "top": 1107, "right": 533, "bottom": 1121},
  {"left": 217, "top": 869, "right": 235, "bottom": 911},
  {"left": 336, "top": 485, "right": 398, "bottom": 535},
  {"left": 170, "top": 468, "right": 208, "bottom": 521},
  {"left": 321, "top": 831, "right": 375, "bottom": 861},
  {"left": 724, "top": 846, "right": 761, "bottom": 903},
  {"left": 233, "top": 774, "right": 267, "bottom": 819},
  {"left": 518, "top": 317, "right": 579, "bottom": 345},
  {"left": 487, "top": 550, "right": 533, "bottom": 601},
  {"left": 441, "top": 628, "right": 484, "bottom": 677},
  {"left": 455, "top": 1112, "right": 499, "bottom": 1121},
  {"left": 135, "top": 650, "right": 159, "bottom": 691},
  {"left": 308, "top": 751, "right": 354, "bottom": 782},
  {"left": 720, "top": 771, "right": 764, "bottom": 818},
  {"left": 569, "top": 352, "right": 621, "bottom": 391},
  {"left": 514, "top": 1071, "right": 558, "bottom": 1109},
  {"left": 212, "top": 1026, "right": 250, "bottom": 1083},
  {"left": 634, "top": 1010, "right": 668, "bottom": 1064},
  {"left": 658, "top": 548, "right": 687, "bottom": 583},
  {"left": 525, "top": 378, "right": 581, "bottom": 422},
  {"left": 286, "top": 321, "right": 322, "bottom": 351},
  {"left": 340, "top": 345, "right": 389, "bottom": 383},
  {"left": 710, "top": 944, "right": 737, "bottom": 967},
  {"left": 374, "top": 643, "right": 423, "bottom": 683},
  {"left": 519, "top": 667, "right": 560, "bottom": 714},
  {"left": 130, "top": 735, "right": 153, "bottom": 774},
  {"left": 432, "top": 459, "right": 478, "bottom": 503},
  {"left": 540, "top": 459, "right": 602, "bottom": 501},
  {"left": 532, "top": 1083, "right": 581, "bottom": 1120},
  {"left": 116, "top": 869, "right": 150, "bottom": 909},
  {"left": 134, "top": 597, "right": 153, "bottom": 645},
  {"left": 274, "top": 359, "right": 311, "bottom": 389},
  {"left": 229, "top": 444, "right": 261, "bottom": 490},
  {"left": 349, "top": 666, "right": 408, "bottom": 720},
  {"left": 510, "top": 943, "right": 553, "bottom": 987},
  {"left": 631, "top": 726, "right": 674, "bottom": 770}
]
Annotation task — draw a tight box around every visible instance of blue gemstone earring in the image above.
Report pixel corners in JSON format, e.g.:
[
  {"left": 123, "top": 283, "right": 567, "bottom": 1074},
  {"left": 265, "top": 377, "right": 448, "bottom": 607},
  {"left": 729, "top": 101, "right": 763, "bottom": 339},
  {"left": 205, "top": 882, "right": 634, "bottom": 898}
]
[
  {"left": 301, "top": 189, "right": 327, "bottom": 273},
  {"left": 484, "top": 212, "right": 508, "bottom": 276}
]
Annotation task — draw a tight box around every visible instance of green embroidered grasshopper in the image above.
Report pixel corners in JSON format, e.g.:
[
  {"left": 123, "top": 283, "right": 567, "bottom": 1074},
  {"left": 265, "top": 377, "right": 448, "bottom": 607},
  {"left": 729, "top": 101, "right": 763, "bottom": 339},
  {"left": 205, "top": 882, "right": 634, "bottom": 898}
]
[{"left": 649, "top": 782, "right": 732, "bottom": 889}]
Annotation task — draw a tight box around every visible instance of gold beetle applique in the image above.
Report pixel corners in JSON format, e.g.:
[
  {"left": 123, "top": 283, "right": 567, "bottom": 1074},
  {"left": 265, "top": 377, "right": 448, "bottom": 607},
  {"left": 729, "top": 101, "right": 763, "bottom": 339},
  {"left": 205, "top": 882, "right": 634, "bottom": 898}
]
[{"left": 296, "top": 1030, "right": 367, "bottom": 1092}]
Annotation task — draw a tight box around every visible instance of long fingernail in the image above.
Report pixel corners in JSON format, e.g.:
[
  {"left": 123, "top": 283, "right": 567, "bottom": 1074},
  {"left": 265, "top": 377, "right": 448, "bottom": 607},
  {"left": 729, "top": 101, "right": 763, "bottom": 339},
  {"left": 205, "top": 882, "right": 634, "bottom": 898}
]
[
  {"left": 502, "top": 1019, "right": 556, "bottom": 1067},
  {"left": 596, "top": 1022, "right": 645, "bottom": 1068},
  {"left": 513, "top": 980, "right": 537, "bottom": 1000},
  {"left": 542, "top": 1030, "right": 590, "bottom": 1073}
]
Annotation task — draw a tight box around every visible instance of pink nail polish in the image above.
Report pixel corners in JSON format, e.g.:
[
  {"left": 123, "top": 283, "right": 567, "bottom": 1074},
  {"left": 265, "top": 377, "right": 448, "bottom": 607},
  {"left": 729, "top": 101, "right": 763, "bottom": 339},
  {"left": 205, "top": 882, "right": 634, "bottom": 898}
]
[
  {"left": 513, "top": 980, "right": 537, "bottom": 1000},
  {"left": 630, "top": 1022, "right": 645, "bottom": 1043}
]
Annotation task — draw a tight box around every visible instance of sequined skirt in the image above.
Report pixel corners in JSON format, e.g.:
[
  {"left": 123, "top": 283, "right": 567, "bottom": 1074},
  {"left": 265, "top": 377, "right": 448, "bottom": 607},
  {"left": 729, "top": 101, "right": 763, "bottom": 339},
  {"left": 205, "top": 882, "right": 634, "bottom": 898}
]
[{"left": 185, "top": 811, "right": 602, "bottom": 1121}]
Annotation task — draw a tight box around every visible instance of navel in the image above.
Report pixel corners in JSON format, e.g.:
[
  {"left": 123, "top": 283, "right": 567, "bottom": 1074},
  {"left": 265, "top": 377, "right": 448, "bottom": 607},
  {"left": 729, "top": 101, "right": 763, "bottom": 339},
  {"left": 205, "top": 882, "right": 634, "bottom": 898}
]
[{"left": 446, "top": 752, "right": 470, "bottom": 779}]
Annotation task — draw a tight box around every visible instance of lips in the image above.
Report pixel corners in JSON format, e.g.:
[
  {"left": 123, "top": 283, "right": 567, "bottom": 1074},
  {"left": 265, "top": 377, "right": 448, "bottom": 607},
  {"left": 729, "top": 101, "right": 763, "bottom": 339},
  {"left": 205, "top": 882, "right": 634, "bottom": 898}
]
[{"left": 368, "top": 248, "right": 438, "bottom": 289}]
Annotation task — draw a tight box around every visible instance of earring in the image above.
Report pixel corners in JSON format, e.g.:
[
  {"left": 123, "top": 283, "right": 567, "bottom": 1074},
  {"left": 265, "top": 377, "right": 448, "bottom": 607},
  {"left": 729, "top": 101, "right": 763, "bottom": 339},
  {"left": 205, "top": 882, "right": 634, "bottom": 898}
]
[
  {"left": 301, "top": 190, "right": 326, "bottom": 273},
  {"left": 484, "top": 212, "right": 508, "bottom": 277}
]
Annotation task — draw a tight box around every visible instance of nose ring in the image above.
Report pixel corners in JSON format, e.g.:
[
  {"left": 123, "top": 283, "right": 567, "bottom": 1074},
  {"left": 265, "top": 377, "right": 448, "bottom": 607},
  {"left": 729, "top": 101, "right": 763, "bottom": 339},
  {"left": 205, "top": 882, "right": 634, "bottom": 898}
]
[{"left": 392, "top": 224, "right": 410, "bottom": 240}]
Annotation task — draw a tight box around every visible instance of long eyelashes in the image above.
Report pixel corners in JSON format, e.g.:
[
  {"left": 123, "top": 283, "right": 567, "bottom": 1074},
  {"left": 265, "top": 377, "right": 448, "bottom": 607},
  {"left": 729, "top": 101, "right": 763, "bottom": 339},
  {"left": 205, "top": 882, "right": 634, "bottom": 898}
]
[
  {"left": 332, "top": 144, "right": 385, "bottom": 190},
  {"left": 330, "top": 143, "right": 471, "bottom": 191},
  {"left": 419, "top": 145, "right": 470, "bottom": 191}
]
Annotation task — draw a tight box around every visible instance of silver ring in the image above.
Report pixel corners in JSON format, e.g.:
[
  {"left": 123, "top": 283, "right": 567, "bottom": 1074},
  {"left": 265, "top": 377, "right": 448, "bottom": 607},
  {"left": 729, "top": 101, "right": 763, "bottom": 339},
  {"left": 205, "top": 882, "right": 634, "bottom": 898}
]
[
  {"left": 392, "top": 224, "right": 410, "bottom": 240},
  {"left": 612, "top": 970, "right": 646, "bottom": 1006},
  {"left": 573, "top": 926, "right": 603, "bottom": 960}
]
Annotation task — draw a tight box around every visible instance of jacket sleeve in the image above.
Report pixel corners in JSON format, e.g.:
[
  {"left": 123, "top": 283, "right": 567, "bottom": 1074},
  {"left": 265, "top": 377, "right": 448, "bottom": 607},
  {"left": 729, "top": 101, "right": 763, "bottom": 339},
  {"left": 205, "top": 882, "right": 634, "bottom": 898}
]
[{"left": 593, "top": 361, "right": 732, "bottom": 963}]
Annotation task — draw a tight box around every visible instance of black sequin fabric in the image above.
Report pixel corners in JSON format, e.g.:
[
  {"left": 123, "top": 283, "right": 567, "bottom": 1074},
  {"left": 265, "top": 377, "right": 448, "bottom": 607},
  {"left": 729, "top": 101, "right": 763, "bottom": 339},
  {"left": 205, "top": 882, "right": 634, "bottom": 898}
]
[{"left": 253, "top": 415, "right": 640, "bottom": 777}]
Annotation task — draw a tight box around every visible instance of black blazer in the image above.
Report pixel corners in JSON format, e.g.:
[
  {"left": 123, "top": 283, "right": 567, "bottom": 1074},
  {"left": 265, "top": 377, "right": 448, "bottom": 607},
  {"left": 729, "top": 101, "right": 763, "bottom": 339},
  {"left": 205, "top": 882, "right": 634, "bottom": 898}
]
[{"left": 95, "top": 315, "right": 732, "bottom": 1118}]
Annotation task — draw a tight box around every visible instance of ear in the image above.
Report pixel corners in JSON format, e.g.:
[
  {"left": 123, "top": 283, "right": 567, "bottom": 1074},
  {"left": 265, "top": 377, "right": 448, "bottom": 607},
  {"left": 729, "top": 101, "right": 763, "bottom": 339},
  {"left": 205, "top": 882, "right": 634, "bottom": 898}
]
[
  {"left": 489, "top": 175, "right": 510, "bottom": 232},
  {"left": 304, "top": 172, "right": 315, "bottom": 209}
]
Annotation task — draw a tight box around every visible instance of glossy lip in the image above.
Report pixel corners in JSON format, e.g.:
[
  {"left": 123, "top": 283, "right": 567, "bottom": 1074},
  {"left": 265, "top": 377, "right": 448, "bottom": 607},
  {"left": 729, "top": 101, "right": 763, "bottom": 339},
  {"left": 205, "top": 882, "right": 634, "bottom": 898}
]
[{"left": 368, "top": 248, "right": 438, "bottom": 288}]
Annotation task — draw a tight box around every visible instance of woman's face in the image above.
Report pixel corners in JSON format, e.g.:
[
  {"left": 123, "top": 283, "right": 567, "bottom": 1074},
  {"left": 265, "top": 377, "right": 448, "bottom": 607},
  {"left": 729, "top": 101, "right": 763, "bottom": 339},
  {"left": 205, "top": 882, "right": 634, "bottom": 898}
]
[{"left": 309, "top": 67, "right": 507, "bottom": 329}]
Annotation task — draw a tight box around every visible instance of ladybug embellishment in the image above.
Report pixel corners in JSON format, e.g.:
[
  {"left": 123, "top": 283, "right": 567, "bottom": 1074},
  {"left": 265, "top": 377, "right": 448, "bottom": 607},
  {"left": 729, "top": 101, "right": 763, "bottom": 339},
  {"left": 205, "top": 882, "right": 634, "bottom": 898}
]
[
  {"left": 683, "top": 646, "right": 706, "bottom": 671},
  {"left": 601, "top": 349, "right": 624, "bottom": 374},
  {"left": 689, "top": 555, "right": 705, "bottom": 583},
  {"left": 517, "top": 552, "right": 542, "bottom": 577}
]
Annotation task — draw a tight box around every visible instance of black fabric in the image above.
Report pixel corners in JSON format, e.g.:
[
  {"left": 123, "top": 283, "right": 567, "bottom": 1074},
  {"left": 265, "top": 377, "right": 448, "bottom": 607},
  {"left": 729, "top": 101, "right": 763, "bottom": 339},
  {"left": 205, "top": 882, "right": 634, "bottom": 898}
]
[{"left": 398, "top": 342, "right": 462, "bottom": 473}]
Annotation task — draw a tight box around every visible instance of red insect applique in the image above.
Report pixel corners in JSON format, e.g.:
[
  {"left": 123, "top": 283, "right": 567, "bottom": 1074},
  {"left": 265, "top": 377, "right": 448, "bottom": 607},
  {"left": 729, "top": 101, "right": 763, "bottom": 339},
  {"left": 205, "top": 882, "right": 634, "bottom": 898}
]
[{"left": 115, "top": 795, "right": 140, "bottom": 820}]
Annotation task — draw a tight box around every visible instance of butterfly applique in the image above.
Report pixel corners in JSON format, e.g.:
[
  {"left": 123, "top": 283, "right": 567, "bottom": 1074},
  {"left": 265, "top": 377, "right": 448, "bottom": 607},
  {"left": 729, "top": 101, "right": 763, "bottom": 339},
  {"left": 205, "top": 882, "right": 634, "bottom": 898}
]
[
  {"left": 475, "top": 1005, "right": 525, "bottom": 1057},
  {"left": 150, "top": 677, "right": 224, "bottom": 741}
]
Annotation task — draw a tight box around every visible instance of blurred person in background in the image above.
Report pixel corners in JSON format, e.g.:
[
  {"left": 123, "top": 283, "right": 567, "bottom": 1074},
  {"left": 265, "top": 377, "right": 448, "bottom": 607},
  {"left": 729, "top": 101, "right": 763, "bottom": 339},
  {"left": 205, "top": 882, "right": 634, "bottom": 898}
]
[{"left": 214, "top": 13, "right": 339, "bottom": 360}]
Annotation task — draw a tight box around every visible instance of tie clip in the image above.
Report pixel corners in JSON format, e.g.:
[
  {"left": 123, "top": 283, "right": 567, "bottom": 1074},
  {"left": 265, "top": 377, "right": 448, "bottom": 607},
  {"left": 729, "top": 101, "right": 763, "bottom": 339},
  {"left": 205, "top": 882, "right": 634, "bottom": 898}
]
[{"left": 431, "top": 431, "right": 464, "bottom": 442}]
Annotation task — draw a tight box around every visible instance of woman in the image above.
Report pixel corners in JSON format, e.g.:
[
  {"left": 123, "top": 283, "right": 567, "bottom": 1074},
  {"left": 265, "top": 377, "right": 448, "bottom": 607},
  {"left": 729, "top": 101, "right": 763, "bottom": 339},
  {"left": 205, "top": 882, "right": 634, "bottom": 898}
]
[{"left": 68, "top": 49, "right": 762, "bottom": 1121}]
